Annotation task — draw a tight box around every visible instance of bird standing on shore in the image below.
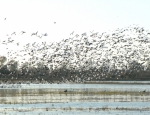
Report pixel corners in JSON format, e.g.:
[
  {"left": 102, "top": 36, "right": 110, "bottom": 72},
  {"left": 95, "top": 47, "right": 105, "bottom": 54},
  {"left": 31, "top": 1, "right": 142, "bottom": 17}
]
[{"left": 64, "top": 89, "right": 67, "bottom": 93}]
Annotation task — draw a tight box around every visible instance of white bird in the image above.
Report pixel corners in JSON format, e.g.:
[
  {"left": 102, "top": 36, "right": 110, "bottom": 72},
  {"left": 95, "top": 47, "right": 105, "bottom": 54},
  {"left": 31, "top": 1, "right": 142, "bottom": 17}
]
[{"left": 70, "top": 31, "right": 74, "bottom": 35}]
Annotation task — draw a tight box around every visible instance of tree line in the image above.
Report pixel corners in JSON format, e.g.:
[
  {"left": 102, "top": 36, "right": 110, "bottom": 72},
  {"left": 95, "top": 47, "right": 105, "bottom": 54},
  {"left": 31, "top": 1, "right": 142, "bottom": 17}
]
[{"left": 0, "top": 56, "right": 150, "bottom": 83}]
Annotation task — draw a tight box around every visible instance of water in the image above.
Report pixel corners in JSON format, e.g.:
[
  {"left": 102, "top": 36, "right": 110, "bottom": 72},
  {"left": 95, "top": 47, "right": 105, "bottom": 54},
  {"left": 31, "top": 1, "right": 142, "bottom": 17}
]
[
  {"left": 1, "top": 83, "right": 149, "bottom": 89},
  {"left": 0, "top": 83, "right": 150, "bottom": 114},
  {"left": 0, "top": 102, "right": 150, "bottom": 115}
]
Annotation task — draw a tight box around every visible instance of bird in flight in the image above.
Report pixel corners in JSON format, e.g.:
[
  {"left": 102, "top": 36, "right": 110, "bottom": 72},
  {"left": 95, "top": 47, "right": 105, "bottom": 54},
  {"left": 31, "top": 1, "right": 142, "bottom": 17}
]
[
  {"left": 11, "top": 32, "right": 16, "bottom": 35},
  {"left": 21, "top": 31, "right": 26, "bottom": 35},
  {"left": 70, "top": 31, "right": 74, "bottom": 35},
  {"left": 31, "top": 31, "right": 38, "bottom": 36},
  {"left": 43, "top": 33, "right": 48, "bottom": 36}
]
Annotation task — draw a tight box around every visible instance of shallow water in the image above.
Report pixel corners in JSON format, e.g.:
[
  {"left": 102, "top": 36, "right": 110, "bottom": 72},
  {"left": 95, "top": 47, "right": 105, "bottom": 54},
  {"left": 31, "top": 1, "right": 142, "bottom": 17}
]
[
  {"left": 1, "top": 83, "right": 149, "bottom": 90},
  {"left": 0, "top": 102, "right": 150, "bottom": 108},
  {"left": 0, "top": 83, "right": 150, "bottom": 114},
  {"left": 0, "top": 102, "right": 150, "bottom": 115}
]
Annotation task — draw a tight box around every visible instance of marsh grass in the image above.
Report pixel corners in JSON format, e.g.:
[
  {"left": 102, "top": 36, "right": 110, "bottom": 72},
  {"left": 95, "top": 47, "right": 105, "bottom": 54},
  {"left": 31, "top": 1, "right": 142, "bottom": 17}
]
[
  {"left": 102, "top": 105, "right": 108, "bottom": 111},
  {"left": 0, "top": 88, "right": 149, "bottom": 104},
  {"left": 0, "top": 88, "right": 149, "bottom": 97}
]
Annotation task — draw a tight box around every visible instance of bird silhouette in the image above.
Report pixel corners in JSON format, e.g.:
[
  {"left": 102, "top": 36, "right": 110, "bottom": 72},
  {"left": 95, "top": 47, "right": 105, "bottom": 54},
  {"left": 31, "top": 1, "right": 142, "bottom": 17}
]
[
  {"left": 21, "top": 31, "right": 26, "bottom": 35},
  {"left": 64, "top": 89, "right": 67, "bottom": 93}
]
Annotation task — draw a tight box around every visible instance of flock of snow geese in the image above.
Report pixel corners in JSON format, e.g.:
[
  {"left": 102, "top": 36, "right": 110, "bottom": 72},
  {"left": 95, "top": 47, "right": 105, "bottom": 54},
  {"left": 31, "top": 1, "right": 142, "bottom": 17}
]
[{"left": 0, "top": 25, "right": 150, "bottom": 83}]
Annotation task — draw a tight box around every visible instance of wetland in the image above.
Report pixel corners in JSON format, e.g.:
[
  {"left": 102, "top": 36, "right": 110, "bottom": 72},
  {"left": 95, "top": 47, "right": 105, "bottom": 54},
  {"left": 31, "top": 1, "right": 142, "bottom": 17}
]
[{"left": 0, "top": 83, "right": 150, "bottom": 114}]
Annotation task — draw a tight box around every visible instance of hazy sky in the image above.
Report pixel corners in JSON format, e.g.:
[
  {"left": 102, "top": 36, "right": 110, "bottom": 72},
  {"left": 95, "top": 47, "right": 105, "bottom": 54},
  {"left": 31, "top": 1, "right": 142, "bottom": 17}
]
[{"left": 0, "top": 0, "right": 150, "bottom": 42}]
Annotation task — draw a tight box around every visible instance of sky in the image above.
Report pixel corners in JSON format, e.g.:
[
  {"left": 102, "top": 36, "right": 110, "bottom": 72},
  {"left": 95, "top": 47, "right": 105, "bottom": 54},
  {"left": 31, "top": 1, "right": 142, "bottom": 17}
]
[{"left": 0, "top": 0, "right": 150, "bottom": 43}]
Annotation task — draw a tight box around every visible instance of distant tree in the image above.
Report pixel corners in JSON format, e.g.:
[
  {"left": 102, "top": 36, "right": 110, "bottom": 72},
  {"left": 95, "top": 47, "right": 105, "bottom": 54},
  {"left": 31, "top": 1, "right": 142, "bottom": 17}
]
[
  {"left": 0, "top": 65, "right": 10, "bottom": 74},
  {"left": 0, "top": 56, "right": 7, "bottom": 67},
  {"left": 128, "top": 61, "right": 144, "bottom": 72},
  {"left": 146, "top": 61, "right": 150, "bottom": 71},
  {"left": 7, "top": 60, "right": 18, "bottom": 71}
]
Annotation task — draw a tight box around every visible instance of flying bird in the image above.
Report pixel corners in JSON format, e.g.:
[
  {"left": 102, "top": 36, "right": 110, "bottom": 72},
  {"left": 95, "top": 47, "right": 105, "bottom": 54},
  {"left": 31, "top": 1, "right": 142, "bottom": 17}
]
[
  {"left": 43, "top": 33, "right": 48, "bottom": 36},
  {"left": 11, "top": 32, "right": 16, "bottom": 35},
  {"left": 21, "top": 31, "right": 26, "bottom": 35},
  {"left": 31, "top": 31, "right": 38, "bottom": 36},
  {"left": 82, "top": 32, "right": 87, "bottom": 37},
  {"left": 70, "top": 31, "right": 74, "bottom": 35}
]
